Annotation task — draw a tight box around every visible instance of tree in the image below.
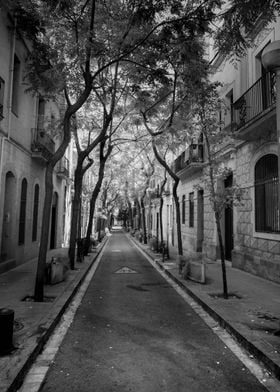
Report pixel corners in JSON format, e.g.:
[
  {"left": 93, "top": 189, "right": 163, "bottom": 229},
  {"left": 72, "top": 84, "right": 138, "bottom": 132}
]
[
  {"left": 18, "top": 0, "right": 240, "bottom": 300},
  {"left": 14, "top": 0, "right": 196, "bottom": 300},
  {"left": 26, "top": 0, "right": 97, "bottom": 301},
  {"left": 191, "top": 82, "right": 244, "bottom": 299},
  {"left": 215, "top": 0, "right": 280, "bottom": 57}
]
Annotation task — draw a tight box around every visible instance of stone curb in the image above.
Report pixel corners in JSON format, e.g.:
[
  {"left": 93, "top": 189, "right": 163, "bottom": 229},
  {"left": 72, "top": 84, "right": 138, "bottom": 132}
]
[
  {"left": 129, "top": 235, "right": 280, "bottom": 382},
  {"left": 6, "top": 238, "right": 108, "bottom": 392}
]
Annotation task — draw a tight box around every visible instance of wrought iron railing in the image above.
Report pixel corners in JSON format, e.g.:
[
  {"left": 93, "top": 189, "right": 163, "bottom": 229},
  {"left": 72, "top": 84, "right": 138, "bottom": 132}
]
[
  {"left": 31, "top": 128, "right": 55, "bottom": 155},
  {"left": 232, "top": 71, "right": 276, "bottom": 132},
  {"left": 174, "top": 143, "right": 204, "bottom": 173}
]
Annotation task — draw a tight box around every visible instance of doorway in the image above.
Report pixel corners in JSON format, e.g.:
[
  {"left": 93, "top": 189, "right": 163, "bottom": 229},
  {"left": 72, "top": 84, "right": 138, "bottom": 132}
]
[
  {"left": 50, "top": 192, "right": 58, "bottom": 249},
  {"left": 1, "top": 172, "right": 16, "bottom": 262},
  {"left": 197, "top": 189, "right": 204, "bottom": 252}
]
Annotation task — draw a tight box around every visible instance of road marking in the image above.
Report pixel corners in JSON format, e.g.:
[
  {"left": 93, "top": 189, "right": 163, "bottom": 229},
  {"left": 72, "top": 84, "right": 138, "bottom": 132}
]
[
  {"left": 130, "top": 237, "right": 280, "bottom": 392},
  {"left": 112, "top": 250, "right": 121, "bottom": 252},
  {"left": 18, "top": 240, "right": 109, "bottom": 392},
  {"left": 114, "top": 267, "right": 138, "bottom": 274}
]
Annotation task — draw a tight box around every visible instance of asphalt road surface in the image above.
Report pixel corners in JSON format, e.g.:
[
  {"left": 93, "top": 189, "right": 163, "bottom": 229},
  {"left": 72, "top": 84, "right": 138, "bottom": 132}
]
[{"left": 40, "top": 230, "right": 268, "bottom": 392}]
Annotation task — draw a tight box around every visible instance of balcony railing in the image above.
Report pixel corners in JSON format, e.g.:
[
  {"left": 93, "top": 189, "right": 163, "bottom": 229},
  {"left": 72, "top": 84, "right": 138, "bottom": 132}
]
[
  {"left": 56, "top": 156, "right": 70, "bottom": 178},
  {"left": 174, "top": 143, "right": 204, "bottom": 173},
  {"left": 31, "top": 128, "right": 55, "bottom": 161},
  {"left": 232, "top": 71, "right": 276, "bottom": 132}
]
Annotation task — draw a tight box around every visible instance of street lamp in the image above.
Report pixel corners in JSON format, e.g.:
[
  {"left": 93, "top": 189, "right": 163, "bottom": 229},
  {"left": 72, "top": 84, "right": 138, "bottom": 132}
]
[{"left": 262, "top": 41, "right": 280, "bottom": 226}]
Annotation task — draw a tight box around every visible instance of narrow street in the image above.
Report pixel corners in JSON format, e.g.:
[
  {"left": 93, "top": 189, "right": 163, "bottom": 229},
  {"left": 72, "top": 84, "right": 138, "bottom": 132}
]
[{"left": 34, "top": 229, "right": 269, "bottom": 392}]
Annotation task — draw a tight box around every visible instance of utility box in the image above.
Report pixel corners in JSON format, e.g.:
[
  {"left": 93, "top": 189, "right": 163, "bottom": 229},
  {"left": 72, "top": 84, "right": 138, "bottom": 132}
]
[{"left": 0, "top": 308, "right": 14, "bottom": 354}]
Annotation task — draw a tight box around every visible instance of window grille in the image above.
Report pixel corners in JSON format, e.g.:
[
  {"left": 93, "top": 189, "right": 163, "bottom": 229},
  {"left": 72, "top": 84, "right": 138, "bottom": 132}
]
[
  {"left": 189, "top": 192, "right": 194, "bottom": 227},
  {"left": 255, "top": 154, "right": 279, "bottom": 233},
  {"left": 18, "top": 178, "right": 27, "bottom": 245},
  {"left": 32, "top": 184, "right": 39, "bottom": 241}
]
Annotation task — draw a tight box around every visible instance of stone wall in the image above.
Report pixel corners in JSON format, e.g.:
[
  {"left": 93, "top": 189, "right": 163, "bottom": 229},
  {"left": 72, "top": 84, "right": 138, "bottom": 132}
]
[{"left": 232, "top": 140, "right": 280, "bottom": 283}]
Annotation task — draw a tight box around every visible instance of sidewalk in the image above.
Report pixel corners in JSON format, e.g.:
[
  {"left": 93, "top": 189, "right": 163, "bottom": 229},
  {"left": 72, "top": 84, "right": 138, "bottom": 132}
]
[
  {"left": 0, "top": 239, "right": 107, "bottom": 392},
  {"left": 129, "top": 235, "right": 280, "bottom": 382}
]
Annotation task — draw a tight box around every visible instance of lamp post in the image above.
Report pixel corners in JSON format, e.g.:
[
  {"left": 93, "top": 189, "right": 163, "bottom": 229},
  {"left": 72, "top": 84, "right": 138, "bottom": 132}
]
[{"left": 262, "top": 41, "right": 280, "bottom": 227}]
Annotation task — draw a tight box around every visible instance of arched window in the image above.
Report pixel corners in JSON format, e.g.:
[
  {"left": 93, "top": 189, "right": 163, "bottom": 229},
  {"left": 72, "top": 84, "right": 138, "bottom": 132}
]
[
  {"left": 255, "top": 154, "right": 279, "bottom": 233},
  {"left": 18, "top": 178, "right": 27, "bottom": 245},
  {"left": 32, "top": 184, "right": 39, "bottom": 242}
]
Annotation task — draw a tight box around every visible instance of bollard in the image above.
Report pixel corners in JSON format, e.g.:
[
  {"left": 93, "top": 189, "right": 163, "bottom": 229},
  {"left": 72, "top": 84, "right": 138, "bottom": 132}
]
[{"left": 0, "top": 308, "right": 15, "bottom": 354}]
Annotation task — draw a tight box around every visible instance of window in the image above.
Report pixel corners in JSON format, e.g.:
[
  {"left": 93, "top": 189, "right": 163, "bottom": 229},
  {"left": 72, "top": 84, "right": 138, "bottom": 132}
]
[
  {"left": 32, "top": 184, "right": 39, "bottom": 242},
  {"left": 189, "top": 192, "right": 194, "bottom": 227},
  {"left": 255, "top": 154, "right": 279, "bottom": 233},
  {"left": 225, "top": 90, "right": 234, "bottom": 124},
  {"left": 18, "top": 178, "right": 27, "bottom": 245},
  {"left": 0, "top": 77, "right": 4, "bottom": 119},
  {"left": 182, "top": 195, "right": 185, "bottom": 224},
  {"left": 12, "top": 55, "right": 20, "bottom": 115},
  {"left": 37, "top": 96, "right": 45, "bottom": 130}
]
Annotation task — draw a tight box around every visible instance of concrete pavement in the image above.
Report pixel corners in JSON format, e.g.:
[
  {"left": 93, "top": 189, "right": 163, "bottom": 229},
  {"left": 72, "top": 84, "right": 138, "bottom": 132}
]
[
  {"left": 0, "top": 239, "right": 108, "bottom": 392},
  {"left": 0, "top": 229, "right": 279, "bottom": 391},
  {"left": 39, "top": 231, "right": 270, "bottom": 392},
  {"left": 129, "top": 234, "right": 280, "bottom": 382}
]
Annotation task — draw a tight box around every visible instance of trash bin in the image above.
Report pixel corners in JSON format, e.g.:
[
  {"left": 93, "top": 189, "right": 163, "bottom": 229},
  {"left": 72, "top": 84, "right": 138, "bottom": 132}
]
[{"left": 0, "top": 308, "right": 14, "bottom": 355}]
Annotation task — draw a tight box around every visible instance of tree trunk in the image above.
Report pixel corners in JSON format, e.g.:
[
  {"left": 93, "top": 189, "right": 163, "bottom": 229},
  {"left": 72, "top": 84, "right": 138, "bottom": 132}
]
[
  {"left": 173, "top": 180, "right": 183, "bottom": 256},
  {"left": 135, "top": 198, "right": 141, "bottom": 230},
  {"left": 159, "top": 176, "right": 166, "bottom": 248},
  {"left": 140, "top": 196, "right": 147, "bottom": 244},
  {"left": 34, "top": 164, "right": 54, "bottom": 301},
  {"left": 84, "top": 158, "right": 106, "bottom": 252},
  {"left": 69, "top": 163, "right": 83, "bottom": 269},
  {"left": 150, "top": 142, "right": 182, "bottom": 256},
  {"left": 204, "top": 128, "right": 228, "bottom": 299},
  {"left": 159, "top": 196, "right": 163, "bottom": 245},
  {"left": 214, "top": 210, "right": 228, "bottom": 299}
]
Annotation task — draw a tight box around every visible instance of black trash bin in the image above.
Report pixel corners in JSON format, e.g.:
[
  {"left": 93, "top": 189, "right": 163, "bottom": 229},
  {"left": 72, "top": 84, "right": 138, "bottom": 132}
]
[{"left": 0, "top": 308, "right": 15, "bottom": 355}]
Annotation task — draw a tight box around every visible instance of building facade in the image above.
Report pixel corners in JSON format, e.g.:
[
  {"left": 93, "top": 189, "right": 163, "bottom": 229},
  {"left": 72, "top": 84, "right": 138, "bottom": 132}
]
[
  {"left": 0, "top": 4, "right": 71, "bottom": 273},
  {"left": 161, "top": 16, "right": 280, "bottom": 284}
]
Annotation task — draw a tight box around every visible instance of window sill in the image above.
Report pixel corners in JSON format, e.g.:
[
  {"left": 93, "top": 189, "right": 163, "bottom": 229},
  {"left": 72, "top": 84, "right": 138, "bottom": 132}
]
[{"left": 253, "top": 232, "right": 280, "bottom": 241}]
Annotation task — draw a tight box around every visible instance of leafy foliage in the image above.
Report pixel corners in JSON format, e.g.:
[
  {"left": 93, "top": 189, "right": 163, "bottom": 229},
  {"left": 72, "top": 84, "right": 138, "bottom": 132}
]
[{"left": 215, "top": 0, "right": 280, "bottom": 57}]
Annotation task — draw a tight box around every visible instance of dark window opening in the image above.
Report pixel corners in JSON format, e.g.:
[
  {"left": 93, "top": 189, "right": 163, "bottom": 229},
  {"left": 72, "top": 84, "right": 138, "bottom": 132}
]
[
  {"left": 32, "top": 184, "right": 39, "bottom": 242},
  {"left": 255, "top": 154, "right": 279, "bottom": 233},
  {"left": 12, "top": 55, "right": 20, "bottom": 115},
  {"left": 189, "top": 192, "right": 194, "bottom": 228},
  {"left": 37, "top": 96, "right": 45, "bottom": 131},
  {"left": 182, "top": 195, "right": 186, "bottom": 224},
  {"left": 0, "top": 77, "right": 5, "bottom": 119},
  {"left": 18, "top": 178, "right": 27, "bottom": 245}
]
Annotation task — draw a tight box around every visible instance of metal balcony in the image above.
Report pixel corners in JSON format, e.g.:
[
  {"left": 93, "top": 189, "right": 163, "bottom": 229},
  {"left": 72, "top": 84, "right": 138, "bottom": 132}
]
[
  {"left": 56, "top": 156, "right": 70, "bottom": 179},
  {"left": 174, "top": 143, "right": 204, "bottom": 179},
  {"left": 31, "top": 128, "right": 55, "bottom": 162},
  {"left": 232, "top": 71, "right": 276, "bottom": 140}
]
